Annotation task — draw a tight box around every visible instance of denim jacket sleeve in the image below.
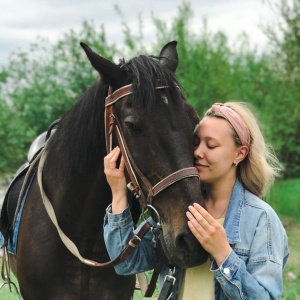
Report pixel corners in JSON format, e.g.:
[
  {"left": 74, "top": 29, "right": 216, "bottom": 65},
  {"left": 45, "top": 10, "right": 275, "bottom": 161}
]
[
  {"left": 210, "top": 204, "right": 289, "bottom": 300},
  {"left": 103, "top": 204, "right": 161, "bottom": 275}
]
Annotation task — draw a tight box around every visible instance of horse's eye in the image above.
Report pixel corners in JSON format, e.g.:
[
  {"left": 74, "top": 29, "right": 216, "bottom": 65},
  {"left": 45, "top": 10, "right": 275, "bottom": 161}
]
[{"left": 125, "top": 122, "right": 141, "bottom": 134}]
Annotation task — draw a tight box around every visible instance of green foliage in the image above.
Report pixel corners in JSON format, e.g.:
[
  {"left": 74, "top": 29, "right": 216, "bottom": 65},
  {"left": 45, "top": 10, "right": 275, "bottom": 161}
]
[
  {"left": 0, "top": 21, "right": 119, "bottom": 176},
  {"left": 0, "top": 1, "right": 299, "bottom": 178},
  {"left": 266, "top": 178, "right": 300, "bottom": 219},
  {"left": 262, "top": 0, "right": 300, "bottom": 177},
  {"left": 150, "top": 2, "right": 299, "bottom": 177}
]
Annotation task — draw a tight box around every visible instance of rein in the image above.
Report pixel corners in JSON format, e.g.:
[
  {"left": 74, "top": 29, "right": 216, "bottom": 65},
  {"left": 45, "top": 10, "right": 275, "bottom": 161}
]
[{"left": 37, "top": 148, "right": 152, "bottom": 267}]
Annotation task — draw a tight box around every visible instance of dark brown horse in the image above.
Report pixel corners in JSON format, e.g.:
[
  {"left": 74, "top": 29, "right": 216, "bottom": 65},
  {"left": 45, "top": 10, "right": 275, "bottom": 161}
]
[{"left": 0, "top": 41, "right": 207, "bottom": 299}]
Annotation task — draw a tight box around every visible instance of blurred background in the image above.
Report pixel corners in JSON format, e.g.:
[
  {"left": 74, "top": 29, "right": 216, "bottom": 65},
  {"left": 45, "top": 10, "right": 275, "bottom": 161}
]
[{"left": 0, "top": 0, "right": 299, "bottom": 299}]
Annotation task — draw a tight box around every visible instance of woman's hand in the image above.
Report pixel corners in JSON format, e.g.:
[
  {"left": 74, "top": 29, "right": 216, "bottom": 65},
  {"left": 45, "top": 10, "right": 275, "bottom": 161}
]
[
  {"left": 104, "top": 147, "right": 128, "bottom": 213},
  {"left": 186, "top": 203, "right": 232, "bottom": 266}
]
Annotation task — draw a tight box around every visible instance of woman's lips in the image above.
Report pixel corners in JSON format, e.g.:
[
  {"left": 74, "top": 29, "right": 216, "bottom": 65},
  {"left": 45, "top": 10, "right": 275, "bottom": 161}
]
[{"left": 195, "top": 163, "right": 208, "bottom": 170}]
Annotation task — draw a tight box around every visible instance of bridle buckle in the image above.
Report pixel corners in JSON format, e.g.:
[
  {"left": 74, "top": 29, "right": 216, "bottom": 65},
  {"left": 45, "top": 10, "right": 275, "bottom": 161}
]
[{"left": 127, "top": 182, "right": 141, "bottom": 198}]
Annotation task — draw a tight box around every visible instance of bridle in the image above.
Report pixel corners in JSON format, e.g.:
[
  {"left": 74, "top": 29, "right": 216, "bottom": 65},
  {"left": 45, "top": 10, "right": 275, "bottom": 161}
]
[
  {"left": 105, "top": 81, "right": 200, "bottom": 211},
  {"left": 36, "top": 81, "right": 199, "bottom": 269},
  {"left": 103, "top": 82, "right": 200, "bottom": 298}
]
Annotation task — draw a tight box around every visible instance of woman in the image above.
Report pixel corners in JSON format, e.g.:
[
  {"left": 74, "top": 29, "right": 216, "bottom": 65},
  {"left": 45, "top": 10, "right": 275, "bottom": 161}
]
[{"left": 103, "top": 102, "right": 289, "bottom": 299}]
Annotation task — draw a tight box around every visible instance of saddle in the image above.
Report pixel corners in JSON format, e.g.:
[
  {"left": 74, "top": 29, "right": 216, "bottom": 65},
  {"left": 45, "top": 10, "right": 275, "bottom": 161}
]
[
  {"left": 0, "top": 121, "right": 58, "bottom": 246},
  {"left": 0, "top": 164, "right": 29, "bottom": 244}
]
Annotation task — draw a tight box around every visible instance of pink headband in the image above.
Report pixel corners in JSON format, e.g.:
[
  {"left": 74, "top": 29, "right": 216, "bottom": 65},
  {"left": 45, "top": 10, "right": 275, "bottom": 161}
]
[{"left": 210, "top": 103, "right": 250, "bottom": 148}]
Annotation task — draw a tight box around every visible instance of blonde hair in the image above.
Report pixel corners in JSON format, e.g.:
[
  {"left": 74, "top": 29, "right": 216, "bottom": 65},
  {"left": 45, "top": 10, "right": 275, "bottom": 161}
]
[{"left": 204, "top": 102, "right": 281, "bottom": 197}]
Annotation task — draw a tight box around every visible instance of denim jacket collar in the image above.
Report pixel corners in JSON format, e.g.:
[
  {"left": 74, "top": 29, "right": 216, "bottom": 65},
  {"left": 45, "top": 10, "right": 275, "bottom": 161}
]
[{"left": 223, "top": 179, "right": 244, "bottom": 244}]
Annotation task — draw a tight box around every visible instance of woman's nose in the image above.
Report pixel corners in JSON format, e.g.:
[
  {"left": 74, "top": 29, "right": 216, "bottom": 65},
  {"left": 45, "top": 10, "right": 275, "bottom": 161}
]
[{"left": 194, "top": 144, "right": 203, "bottom": 158}]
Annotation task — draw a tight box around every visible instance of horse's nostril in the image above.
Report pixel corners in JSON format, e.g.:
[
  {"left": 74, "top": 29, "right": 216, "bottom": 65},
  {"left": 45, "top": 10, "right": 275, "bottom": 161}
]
[
  {"left": 175, "top": 229, "right": 209, "bottom": 266},
  {"left": 176, "top": 229, "right": 194, "bottom": 251}
]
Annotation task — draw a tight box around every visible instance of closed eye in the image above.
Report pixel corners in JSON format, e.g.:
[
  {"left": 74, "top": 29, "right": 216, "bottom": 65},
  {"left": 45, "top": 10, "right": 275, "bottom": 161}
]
[
  {"left": 207, "top": 144, "right": 217, "bottom": 149},
  {"left": 125, "top": 121, "right": 141, "bottom": 134}
]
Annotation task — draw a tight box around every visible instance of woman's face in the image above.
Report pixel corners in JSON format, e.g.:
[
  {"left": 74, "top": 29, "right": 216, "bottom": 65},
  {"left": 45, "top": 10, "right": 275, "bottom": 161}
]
[{"left": 193, "top": 116, "right": 239, "bottom": 184}]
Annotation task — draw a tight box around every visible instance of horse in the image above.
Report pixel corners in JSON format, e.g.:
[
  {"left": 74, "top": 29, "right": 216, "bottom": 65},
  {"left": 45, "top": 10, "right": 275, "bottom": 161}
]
[{"left": 0, "top": 41, "right": 208, "bottom": 299}]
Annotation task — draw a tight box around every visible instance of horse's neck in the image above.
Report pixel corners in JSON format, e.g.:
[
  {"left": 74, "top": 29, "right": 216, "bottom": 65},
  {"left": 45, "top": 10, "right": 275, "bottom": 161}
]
[
  {"left": 42, "top": 151, "right": 111, "bottom": 224},
  {"left": 43, "top": 83, "right": 110, "bottom": 213}
]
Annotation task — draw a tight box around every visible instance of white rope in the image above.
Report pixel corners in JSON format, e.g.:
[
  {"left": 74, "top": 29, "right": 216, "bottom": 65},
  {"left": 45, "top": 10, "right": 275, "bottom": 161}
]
[{"left": 37, "top": 150, "right": 98, "bottom": 266}]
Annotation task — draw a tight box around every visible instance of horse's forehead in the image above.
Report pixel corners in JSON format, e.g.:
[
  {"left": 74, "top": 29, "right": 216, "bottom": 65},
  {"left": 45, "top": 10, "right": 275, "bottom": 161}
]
[
  {"left": 117, "top": 92, "right": 183, "bottom": 115},
  {"left": 116, "top": 97, "right": 199, "bottom": 134}
]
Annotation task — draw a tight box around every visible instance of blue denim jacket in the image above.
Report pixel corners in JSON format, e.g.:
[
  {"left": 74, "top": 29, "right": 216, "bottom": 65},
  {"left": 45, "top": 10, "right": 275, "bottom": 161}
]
[{"left": 104, "top": 180, "right": 289, "bottom": 299}]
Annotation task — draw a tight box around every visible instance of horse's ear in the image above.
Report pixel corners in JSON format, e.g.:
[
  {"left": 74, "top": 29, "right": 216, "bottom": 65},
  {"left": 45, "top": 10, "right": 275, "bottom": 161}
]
[
  {"left": 80, "top": 42, "right": 122, "bottom": 83},
  {"left": 159, "top": 41, "right": 178, "bottom": 73}
]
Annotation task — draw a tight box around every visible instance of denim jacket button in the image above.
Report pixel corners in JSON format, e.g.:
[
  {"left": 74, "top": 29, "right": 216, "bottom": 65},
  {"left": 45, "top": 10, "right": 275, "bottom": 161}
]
[{"left": 223, "top": 267, "right": 230, "bottom": 275}]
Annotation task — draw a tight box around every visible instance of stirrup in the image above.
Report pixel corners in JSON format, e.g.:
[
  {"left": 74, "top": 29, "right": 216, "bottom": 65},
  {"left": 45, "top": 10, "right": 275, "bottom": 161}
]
[{"left": 0, "top": 280, "right": 22, "bottom": 299}]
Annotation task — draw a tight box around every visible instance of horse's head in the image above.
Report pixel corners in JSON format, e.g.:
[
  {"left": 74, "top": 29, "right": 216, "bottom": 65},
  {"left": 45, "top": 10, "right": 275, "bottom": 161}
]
[{"left": 81, "top": 41, "right": 208, "bottom": 268}]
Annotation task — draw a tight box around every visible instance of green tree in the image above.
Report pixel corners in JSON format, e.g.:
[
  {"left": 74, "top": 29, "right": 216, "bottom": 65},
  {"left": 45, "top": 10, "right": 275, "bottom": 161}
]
[
  {"left": 262, "top": 0, "right": 300, "bottom": 177},
  {"left": 0, "top": 2, "right": 299, "bottom": 178},
  {"left": 0, "top": 21, "right": 118, "bottom": 176},
  {"left": 151, "top": 4, "right": 281, "bottom": 144}
]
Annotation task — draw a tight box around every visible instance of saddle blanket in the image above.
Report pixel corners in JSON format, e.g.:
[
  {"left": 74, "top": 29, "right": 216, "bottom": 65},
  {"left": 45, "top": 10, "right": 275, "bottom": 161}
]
[{"left": 0, "top": 174, "right": 35, "bottom": 255}]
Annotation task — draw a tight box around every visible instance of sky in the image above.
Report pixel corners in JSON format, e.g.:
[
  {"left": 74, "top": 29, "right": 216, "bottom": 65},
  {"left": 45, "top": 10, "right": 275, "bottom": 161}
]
[{"left": 0, "top": 0, "right": 277, "bottom": 66}]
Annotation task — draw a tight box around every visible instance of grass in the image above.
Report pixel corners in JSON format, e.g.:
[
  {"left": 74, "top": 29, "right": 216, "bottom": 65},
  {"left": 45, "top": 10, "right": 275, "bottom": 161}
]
[
  {"left": 266, "top": 178, "right": 300, "bottom": 219},
  {"left": 281, "top": 216, "right": 300, "bottom": 300},
  {"left": 0, "top": 267, "right": 20, "bottom": 299},
  {"left": 1, "top": 178, "right": 299, "bottom": 299}
]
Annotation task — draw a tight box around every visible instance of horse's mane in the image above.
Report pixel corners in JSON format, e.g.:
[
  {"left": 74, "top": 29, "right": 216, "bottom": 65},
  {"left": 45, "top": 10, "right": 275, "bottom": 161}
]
[
  {"left": 46, "top": 83, "right": 107, "bottom": 182},
  {"left": 46, "top": 54, "right": 183, "bottom": 182}
]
